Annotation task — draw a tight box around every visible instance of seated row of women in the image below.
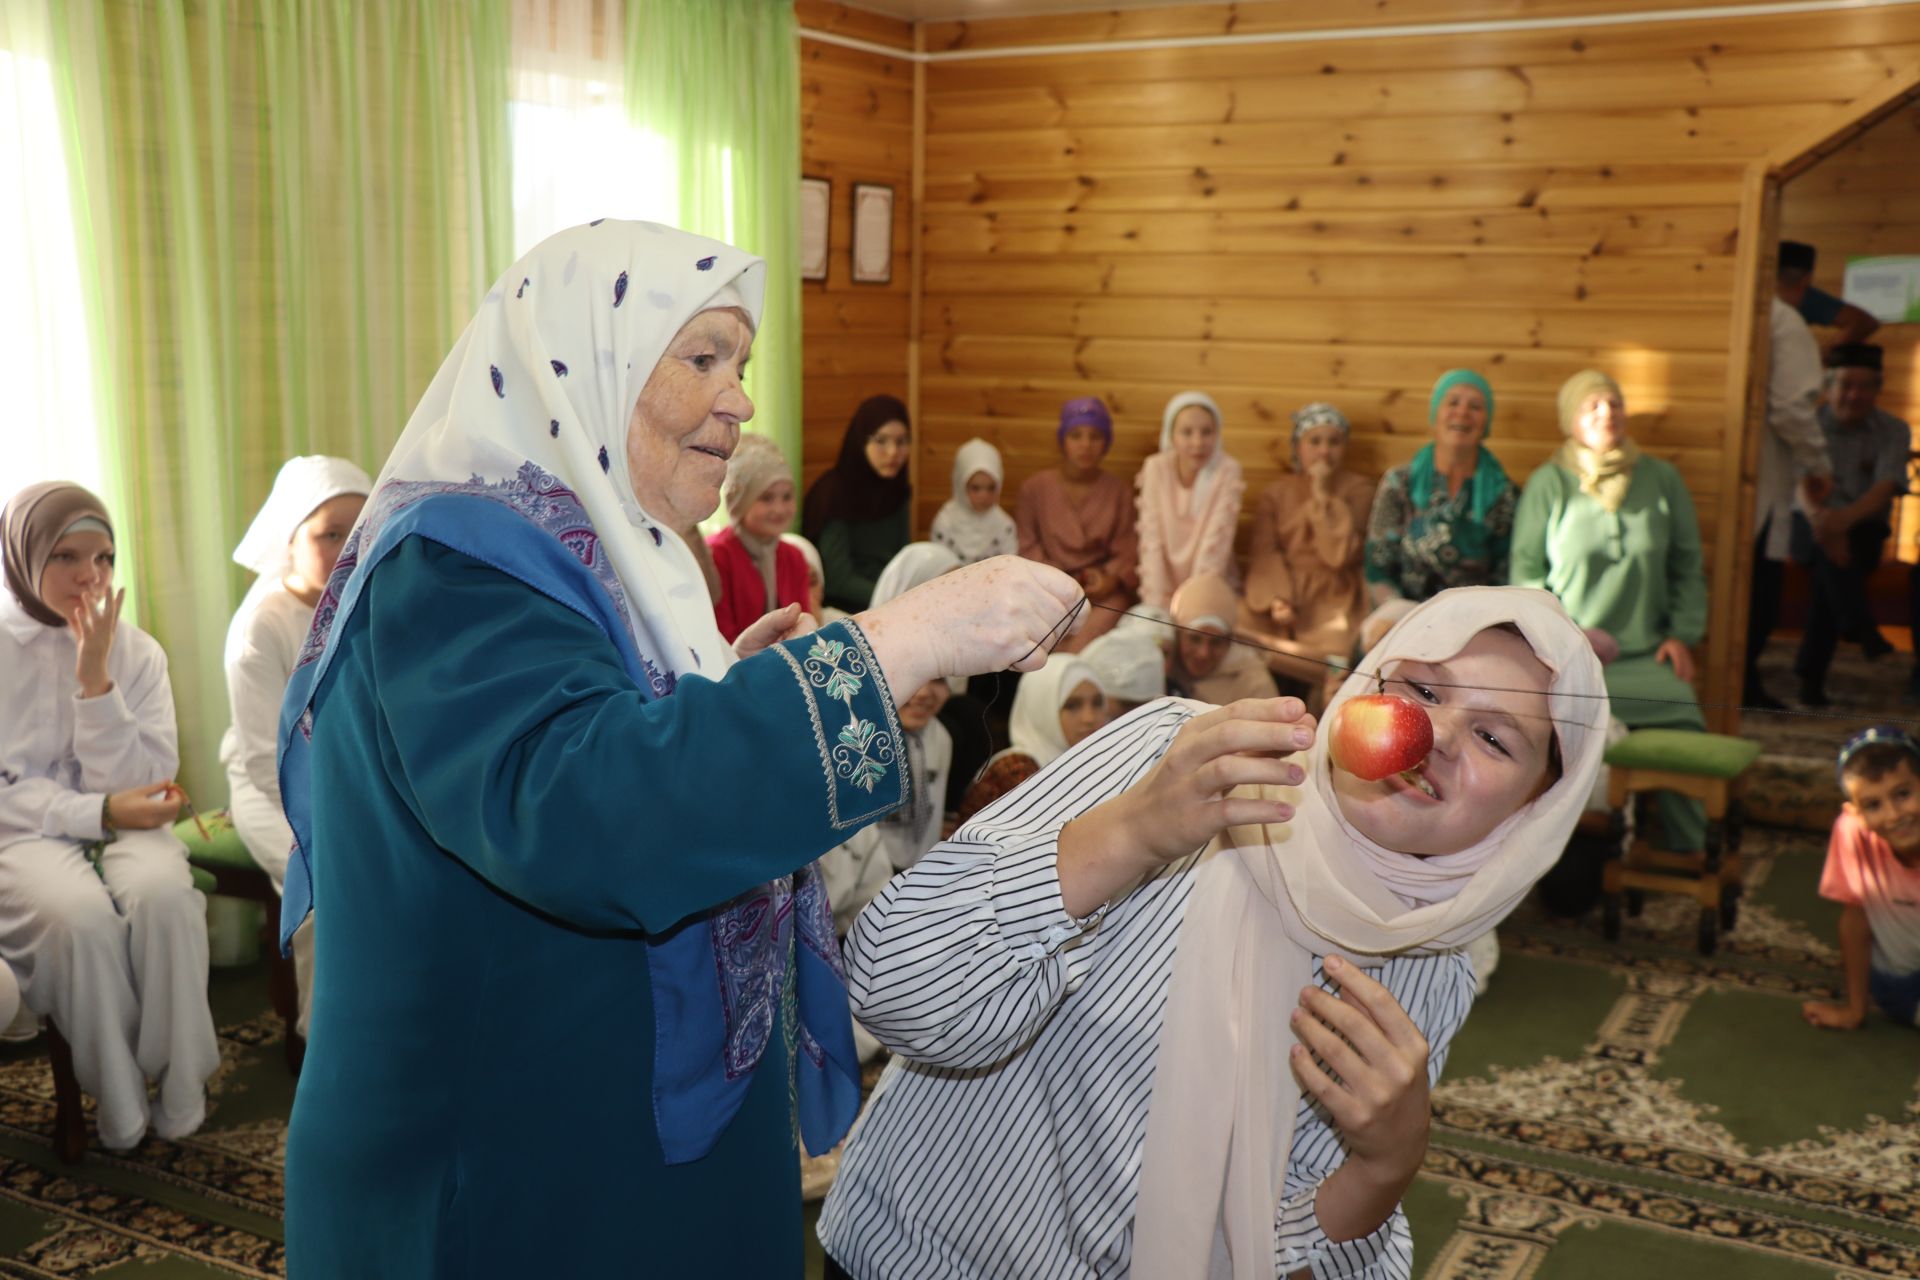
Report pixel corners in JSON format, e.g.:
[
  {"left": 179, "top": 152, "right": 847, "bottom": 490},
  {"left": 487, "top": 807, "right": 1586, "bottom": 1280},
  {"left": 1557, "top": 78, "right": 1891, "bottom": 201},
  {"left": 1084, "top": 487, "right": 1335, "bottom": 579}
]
[{"left": 721, "top": 366, "right": 1705, "bottom": 856}]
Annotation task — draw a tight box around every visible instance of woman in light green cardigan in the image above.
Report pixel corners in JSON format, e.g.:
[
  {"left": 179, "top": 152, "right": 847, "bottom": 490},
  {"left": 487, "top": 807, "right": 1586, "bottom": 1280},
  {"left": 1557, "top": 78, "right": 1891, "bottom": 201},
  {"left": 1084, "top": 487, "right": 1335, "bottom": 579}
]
[{"left": 1512, "top": 369, "right": 1709, "bottom": 851}]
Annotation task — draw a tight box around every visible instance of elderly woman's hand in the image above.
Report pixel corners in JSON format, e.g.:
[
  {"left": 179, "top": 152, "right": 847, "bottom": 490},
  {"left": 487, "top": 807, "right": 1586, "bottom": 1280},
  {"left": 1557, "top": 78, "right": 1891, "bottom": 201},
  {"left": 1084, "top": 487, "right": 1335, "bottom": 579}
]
[
  {"left": 1056, "top": 698, "right": 1314, "bottom": 917},
  {"left": 734, "top": 603, "right": 816, "bottom": 659},
  {"left": 855, "top": 555, "right": 1082, "bottom": 703}
]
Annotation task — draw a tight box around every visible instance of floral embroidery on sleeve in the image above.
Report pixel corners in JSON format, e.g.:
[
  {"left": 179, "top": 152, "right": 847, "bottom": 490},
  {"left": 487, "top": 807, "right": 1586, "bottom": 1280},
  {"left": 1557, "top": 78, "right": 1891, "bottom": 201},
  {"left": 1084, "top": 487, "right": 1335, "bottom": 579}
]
[{"left": 774, "top": 621, "right": 907, "bottom": 831}]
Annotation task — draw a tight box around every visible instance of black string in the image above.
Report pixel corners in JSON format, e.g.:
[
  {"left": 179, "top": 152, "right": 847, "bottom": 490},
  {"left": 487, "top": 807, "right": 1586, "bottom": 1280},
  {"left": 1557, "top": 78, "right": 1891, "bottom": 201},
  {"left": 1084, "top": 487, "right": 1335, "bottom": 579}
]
[{"left": 973, "top": 595, "right": 1089, "bottom": 745}]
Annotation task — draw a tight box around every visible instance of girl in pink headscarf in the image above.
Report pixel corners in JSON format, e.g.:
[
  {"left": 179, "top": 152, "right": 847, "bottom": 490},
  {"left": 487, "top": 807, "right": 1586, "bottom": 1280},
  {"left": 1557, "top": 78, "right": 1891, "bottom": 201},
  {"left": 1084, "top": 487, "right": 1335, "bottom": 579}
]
[{"left": 1136, "top": 391, "right": 1245, "bottom": 609}]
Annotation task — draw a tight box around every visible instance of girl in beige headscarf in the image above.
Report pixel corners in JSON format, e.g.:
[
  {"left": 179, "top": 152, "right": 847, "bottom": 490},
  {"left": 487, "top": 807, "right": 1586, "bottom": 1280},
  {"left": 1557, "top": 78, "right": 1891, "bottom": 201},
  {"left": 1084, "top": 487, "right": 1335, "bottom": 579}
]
[
  {"left": 1169, "top": 572, "right": 1278, "bottom": 707},
  {"left": 821, "top": 586, "right": 1605, "bottom": 1279}
]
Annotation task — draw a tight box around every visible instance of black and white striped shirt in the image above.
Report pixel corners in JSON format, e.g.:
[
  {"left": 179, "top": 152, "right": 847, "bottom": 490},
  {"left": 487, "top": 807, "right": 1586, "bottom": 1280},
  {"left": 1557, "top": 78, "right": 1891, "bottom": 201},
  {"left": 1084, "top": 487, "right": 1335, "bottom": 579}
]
[{"left": 817, "top": 699, "right": 1476, "bottom": 1279}]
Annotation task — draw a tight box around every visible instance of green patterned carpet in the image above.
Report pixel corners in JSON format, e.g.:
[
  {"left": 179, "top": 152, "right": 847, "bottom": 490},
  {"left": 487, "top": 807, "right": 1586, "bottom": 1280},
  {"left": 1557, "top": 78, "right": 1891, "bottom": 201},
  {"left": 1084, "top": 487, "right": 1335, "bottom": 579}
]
[
  {"left": 1413, "top": 822, "right": 1919, "bottom": 1280},
  {"left": 0, "top": 829, "right": 1900, "bottom": 1280},
  {"left": 0, "top": 964, "right": 289, "bottom": 1277}
]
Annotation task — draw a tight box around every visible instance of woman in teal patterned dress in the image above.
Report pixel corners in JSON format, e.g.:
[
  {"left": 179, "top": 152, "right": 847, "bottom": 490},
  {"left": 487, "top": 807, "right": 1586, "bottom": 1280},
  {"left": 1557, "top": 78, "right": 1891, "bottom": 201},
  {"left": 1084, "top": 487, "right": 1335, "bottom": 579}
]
[
  {"left": 1360, "top": 369, "right": 1518, "bottom": 648},
  {"left": 277, "top": 222, "right": 1077, "bottom": 1278}
]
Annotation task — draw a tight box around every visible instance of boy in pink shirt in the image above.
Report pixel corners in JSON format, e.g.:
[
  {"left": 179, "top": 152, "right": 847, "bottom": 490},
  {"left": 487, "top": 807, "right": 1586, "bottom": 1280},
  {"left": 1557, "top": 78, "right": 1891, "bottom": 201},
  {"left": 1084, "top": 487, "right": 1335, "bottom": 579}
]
[{"left": 1804, "top": 726, "right": 1920, "bottom": 1030}]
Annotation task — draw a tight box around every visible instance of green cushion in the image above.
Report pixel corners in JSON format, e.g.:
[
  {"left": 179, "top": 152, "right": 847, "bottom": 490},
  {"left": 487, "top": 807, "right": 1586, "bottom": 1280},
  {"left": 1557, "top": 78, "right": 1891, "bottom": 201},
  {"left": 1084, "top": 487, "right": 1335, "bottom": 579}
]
[
  {"left": 173, "top": 809, "right": 257, "bottom": 871},
  {"left": 191, "top": 866, "right": 217, "bottom": 894},
  {"left": 1604, "top": 729, "right": 1761, "bottom": 779}
]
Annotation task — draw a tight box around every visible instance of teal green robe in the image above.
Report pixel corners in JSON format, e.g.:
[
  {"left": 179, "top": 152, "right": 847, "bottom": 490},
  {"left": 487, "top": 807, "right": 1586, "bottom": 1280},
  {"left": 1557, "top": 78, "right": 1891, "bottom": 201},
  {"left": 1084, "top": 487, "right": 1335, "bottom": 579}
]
[
  {"left": 284, "top": 539, "right": 903, "bottom": 1277},
  {"left": 1511, "top": 456, "right": 1709, "bottom": 849}
]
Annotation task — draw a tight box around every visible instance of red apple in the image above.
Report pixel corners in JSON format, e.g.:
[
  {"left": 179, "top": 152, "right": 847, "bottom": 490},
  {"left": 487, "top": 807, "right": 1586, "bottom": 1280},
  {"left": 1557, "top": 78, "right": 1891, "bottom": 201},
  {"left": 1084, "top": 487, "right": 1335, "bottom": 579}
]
[{"left": 1328, "top": 694, "right": 1434, "bottom": 783}]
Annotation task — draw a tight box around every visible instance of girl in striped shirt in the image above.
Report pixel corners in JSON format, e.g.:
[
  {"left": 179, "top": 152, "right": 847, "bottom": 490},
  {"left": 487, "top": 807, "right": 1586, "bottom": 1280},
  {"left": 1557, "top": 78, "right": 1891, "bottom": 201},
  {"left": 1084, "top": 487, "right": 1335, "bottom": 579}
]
[{"left": 820, "top": 586, "right": 1605, "bottom": 1279}]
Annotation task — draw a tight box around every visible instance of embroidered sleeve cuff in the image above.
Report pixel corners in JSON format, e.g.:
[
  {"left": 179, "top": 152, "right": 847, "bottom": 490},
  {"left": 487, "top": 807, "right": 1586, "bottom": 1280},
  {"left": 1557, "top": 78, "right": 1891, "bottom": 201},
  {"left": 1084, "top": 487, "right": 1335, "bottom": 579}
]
[
  {"left": 771, "top": 619, "right": 910, "bottom": 833},
  {"left": 990, "top": 831, "right": 1103, "bottom": 962},
  {"left": 1277, "top": 1185, "right": 1409, "bottom": 1280}
]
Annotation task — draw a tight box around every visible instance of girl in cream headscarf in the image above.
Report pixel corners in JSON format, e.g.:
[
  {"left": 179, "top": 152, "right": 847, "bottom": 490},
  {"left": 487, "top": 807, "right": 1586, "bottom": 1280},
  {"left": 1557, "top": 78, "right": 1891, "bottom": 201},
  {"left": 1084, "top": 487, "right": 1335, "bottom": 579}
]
[
  {"left": 954, "top": 652, "right": 1107, "bottom": 825},
  {"left": 931, "top": 437, "right": 1018, "bottom": 565},
  {"left": 820, "top": 585, "right": 1605, "bottom": 1280},
  {"left": 221, "top": 455, "right": 372, "bottom": 1040},
  {"left": 1136, "top": 391, "right": 1246, "bottom": 609}
]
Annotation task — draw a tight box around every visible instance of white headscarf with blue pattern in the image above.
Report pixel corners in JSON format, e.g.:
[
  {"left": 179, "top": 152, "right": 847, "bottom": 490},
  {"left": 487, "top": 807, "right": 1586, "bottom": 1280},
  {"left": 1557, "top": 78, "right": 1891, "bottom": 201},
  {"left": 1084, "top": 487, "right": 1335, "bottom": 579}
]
[{"left": 361, "top": 219, "right": 762, "bottom": 681}]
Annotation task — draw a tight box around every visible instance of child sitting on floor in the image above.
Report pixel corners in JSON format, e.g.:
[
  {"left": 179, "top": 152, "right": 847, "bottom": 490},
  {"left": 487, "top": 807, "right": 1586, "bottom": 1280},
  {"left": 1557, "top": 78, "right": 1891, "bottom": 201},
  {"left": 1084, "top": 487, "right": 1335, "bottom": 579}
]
[{"left": 1802, "top": 727, "right": 1920, "bottom": 1031}]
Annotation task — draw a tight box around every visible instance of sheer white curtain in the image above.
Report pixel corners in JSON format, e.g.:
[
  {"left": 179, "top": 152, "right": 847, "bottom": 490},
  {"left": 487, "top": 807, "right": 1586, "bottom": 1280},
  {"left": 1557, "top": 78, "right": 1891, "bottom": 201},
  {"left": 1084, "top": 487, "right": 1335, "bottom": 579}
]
[
  {"left": 0, "top": 0, "right": 103, "bottom": 505},
  {"left": 510, "top": 0, "right": 674, "bottom": 258}
]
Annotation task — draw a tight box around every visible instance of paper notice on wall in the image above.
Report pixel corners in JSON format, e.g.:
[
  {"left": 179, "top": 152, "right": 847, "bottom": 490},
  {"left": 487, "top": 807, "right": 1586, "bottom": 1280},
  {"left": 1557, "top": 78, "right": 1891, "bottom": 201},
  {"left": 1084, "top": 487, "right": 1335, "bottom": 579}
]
[{"left": 1843, "top": 256, "right": 1920, "bottom": 322}]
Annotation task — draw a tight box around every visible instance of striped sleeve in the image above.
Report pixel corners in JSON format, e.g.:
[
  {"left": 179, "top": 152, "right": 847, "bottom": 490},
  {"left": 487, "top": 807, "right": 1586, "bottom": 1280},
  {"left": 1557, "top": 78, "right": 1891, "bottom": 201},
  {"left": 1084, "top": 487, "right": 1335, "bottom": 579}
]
[
  {"left": 1274, "top": 950, "right": 1477, "bottom": 1280},
  {"left": 841, "top": 699, "right": 1199, "bottom": 1071}
]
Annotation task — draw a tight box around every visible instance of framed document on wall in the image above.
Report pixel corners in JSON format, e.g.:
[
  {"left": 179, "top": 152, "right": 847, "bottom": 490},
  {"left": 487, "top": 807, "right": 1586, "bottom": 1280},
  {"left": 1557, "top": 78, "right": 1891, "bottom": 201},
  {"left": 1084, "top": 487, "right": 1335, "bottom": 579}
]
[
  {"left": 800, "top": 177, "right": 830, "bottom": 282},
  {"left": 851, "top": 183, "right": 894, "bottom": 285}
]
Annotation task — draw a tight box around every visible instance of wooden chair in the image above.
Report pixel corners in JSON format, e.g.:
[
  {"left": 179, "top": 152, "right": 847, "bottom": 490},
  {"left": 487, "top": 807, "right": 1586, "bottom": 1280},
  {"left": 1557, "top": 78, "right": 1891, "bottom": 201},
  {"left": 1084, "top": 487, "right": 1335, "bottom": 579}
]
[{"left": 1599, "top": 729, "right": 1763, "bottom": 956}]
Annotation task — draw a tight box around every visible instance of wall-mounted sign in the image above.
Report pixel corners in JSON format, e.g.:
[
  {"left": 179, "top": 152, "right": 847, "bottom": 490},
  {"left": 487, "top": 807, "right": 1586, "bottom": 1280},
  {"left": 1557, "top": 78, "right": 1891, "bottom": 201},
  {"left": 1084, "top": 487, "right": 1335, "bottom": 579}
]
[{"left": 1843, "top": 256, "right": 1920, "bottom": 322}]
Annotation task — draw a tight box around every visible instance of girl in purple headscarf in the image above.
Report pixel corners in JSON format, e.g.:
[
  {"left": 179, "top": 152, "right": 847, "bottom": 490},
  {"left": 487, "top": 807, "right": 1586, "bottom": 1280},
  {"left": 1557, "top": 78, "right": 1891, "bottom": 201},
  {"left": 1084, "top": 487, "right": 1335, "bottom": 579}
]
[{"left": 1015, "top": 396, "right": 1140, "bottom": 652}]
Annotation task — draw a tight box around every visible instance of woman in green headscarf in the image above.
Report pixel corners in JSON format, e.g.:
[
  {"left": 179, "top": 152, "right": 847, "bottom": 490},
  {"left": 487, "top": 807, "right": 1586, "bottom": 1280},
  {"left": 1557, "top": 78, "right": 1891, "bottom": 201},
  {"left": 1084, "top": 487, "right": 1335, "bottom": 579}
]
[
  {"left": 1510, "top": 369, "right": 1709, "bottom": 851},
  {"left": 1360, "top": 369, "right": 1518, "bottom": 648}
]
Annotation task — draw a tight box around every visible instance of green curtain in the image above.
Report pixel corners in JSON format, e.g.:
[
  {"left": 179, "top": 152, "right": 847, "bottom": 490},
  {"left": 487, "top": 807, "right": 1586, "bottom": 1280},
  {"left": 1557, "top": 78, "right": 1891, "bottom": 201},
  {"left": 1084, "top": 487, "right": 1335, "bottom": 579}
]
[
  {"left": 627, "top": 0, "right": 803, "bottom": 497},
  {"left": 45, "top": 0, "right": 514, "bottom": 799}
]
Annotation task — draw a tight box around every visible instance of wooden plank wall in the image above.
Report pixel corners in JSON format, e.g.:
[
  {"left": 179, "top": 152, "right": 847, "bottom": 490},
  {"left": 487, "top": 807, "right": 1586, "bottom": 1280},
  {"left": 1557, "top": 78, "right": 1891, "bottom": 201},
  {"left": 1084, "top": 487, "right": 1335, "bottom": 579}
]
[
  {"left": 914, "top": 2, "right": 1920, "bottom": 599},
  {"left": 1780, "top": 103, "right": 1920, "bottom": 558},
  {"left": 797, "top": 1, "right": 915, "bottom": 492}
]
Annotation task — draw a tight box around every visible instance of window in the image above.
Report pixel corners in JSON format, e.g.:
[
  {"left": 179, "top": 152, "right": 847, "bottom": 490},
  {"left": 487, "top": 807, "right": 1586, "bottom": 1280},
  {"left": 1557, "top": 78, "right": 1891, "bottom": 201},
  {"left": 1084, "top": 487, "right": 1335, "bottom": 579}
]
[{"left": 0, "top": 44, "right": 102, "bottom": 503}]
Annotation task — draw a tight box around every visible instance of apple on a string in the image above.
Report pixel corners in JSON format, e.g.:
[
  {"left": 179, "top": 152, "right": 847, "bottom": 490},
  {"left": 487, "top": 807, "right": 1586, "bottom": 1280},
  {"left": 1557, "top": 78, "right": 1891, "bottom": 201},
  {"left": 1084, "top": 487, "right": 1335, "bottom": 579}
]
[{"left": 1327, "top": 692, "right": 1435, "bottom": 794}]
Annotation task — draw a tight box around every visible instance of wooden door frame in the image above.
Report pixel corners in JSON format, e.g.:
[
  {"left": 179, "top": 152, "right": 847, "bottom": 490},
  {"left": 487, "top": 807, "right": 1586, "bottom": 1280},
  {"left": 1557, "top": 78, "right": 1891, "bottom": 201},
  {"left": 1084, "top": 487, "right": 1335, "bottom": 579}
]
[{"left": 1708, "top": 70, "right": 1920, "bottom": 735}]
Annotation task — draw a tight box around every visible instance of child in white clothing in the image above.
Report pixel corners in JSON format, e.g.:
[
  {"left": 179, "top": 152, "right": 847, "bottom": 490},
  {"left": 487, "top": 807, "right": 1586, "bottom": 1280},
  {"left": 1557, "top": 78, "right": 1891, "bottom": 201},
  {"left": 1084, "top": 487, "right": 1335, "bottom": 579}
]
[{"left": 930, "top": 437, "right": 1017, "bottom": 566}]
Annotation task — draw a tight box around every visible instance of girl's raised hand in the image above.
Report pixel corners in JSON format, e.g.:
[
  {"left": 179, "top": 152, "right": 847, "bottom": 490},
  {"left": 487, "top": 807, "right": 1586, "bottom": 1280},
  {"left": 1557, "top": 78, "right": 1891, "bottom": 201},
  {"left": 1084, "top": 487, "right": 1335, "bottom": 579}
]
[
  {"left": 68, "top": 587, "right": 124, "bottom": 698},
  {"left": 1057, "top": 698, "right": 1315, "bottom": 917}
]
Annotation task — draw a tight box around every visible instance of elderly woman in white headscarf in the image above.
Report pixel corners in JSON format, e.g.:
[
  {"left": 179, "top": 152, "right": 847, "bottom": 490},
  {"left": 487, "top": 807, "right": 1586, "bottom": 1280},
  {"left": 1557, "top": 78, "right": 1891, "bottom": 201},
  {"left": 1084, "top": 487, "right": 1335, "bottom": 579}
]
[
  {"left": 931, "top": 437, "right": 1018, "bottom": 565},
  {"left": 1135, "top": 391, "right": 1246, "bottom": 610},
  {"left": 821, "top": 586, "right": 1604, "bottom": 1280},
  {"left": 220, "top": 455, "right": 371, "bottom": 1037},
  {"left": 275, "top": 221, "right": 1079, "bottom": 1278}
]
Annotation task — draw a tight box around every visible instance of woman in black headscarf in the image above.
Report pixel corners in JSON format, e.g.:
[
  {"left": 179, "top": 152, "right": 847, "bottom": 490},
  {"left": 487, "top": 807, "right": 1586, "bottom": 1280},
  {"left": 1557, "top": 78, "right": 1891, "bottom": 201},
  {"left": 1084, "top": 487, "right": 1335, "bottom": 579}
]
[{"left": 803, "top": 395, "right": 912, "bottom": 612}]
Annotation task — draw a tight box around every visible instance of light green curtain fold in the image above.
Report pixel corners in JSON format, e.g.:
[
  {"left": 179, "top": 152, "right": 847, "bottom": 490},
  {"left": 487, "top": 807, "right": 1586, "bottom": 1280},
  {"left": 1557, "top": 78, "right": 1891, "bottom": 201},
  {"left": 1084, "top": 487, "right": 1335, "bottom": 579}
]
[
  {"left": 46, "top": 0, "right": 514, "bottom": 799},
  {"left": 627, "top": 0, "right": 803, "bottom": 486}
]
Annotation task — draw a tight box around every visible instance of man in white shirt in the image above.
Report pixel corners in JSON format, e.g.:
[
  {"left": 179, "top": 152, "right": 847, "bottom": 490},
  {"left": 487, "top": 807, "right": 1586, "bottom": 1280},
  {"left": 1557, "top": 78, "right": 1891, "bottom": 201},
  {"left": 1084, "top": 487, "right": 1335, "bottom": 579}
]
[{"left": 1745, "top": 240, "right": 1834, "bottom": 710}]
